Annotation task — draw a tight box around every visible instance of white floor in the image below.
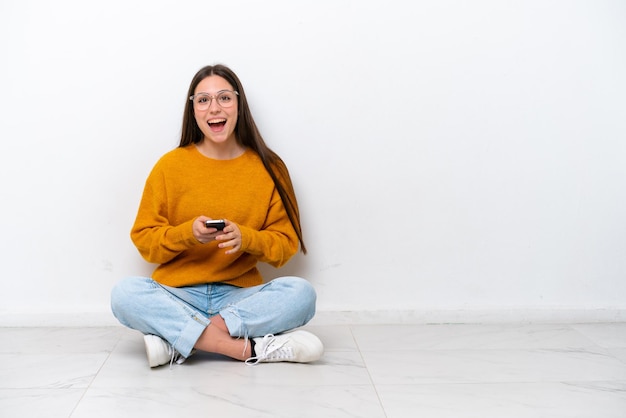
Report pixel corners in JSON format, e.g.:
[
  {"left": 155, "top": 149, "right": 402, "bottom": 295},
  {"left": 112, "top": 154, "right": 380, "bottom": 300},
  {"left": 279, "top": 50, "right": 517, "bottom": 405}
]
[{"left": 1, "top": 323, "right": 625, "bottom": 418}]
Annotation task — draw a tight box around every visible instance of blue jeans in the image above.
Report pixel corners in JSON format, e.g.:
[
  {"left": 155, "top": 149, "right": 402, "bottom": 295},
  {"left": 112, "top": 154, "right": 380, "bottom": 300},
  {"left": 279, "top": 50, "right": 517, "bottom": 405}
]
[{"left": 110, "top": 276, "right": 316, "bottom": 357}]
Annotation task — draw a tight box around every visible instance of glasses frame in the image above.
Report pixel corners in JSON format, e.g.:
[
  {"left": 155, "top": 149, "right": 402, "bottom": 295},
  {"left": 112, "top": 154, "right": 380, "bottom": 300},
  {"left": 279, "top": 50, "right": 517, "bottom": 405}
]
[{"left": 189, "top": 90, "right": 239, "bottom": 109}]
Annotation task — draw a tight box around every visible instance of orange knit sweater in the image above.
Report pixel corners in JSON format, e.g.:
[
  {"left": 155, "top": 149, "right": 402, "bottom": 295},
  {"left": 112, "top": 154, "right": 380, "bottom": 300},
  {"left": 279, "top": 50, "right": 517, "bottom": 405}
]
[{"left": 130, "top": 146, "right": 299, "bottom": 288}]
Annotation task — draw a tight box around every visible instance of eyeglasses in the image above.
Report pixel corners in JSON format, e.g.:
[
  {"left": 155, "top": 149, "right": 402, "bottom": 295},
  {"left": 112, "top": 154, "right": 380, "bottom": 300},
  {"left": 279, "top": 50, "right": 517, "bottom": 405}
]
[{"left": 189, "top": 90, "right": 239, "bottom": 110}]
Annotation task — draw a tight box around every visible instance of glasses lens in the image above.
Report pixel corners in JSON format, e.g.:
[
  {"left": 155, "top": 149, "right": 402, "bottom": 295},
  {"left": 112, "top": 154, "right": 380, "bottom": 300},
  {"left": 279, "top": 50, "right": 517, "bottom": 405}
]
[
  {"left": 194, "top": 95, "right": 211, "bottom": 110},
  {"left": 217, "top": 92, "right": 235, "bottom": 108}
]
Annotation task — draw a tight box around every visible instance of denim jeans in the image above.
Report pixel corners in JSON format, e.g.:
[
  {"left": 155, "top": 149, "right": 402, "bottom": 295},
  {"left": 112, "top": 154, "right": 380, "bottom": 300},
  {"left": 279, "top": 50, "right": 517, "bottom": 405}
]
[{"left": 110, "top": 276, "right": 316, "bottom": 357}]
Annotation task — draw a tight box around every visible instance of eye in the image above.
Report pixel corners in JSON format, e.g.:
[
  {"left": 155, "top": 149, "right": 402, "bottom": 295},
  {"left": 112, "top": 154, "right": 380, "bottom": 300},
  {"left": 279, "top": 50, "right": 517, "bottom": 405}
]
[
  {"left": 218, "top": 93, "right": 233, "bottom": 103},
  {"left": 196, "top": 95, "right": 209, "bottom": 104}
]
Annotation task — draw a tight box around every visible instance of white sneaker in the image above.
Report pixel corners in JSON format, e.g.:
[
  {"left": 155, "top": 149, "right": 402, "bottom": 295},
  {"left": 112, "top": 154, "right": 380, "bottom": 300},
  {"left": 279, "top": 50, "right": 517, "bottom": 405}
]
[
  {"left": 144, "top": 334, "right": 188, "bottom": 368},
  {"left": 245, "top": 330, "right": 324, "bottom": 365}
]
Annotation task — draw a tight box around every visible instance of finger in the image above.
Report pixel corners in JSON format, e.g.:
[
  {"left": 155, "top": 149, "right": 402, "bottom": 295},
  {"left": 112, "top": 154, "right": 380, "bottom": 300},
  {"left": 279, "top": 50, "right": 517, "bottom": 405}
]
[
  {"left": 216, "top": 231, "right": 238, "bottom": 241},
  {"left": 224, "top": 244, "right": 241, "bottom": 255},
  {"left": 218, "top": 239, "right": 235, "bottom": 249},
  {"left": 219, "top": 238, "right": 241, "bottom": 252}
]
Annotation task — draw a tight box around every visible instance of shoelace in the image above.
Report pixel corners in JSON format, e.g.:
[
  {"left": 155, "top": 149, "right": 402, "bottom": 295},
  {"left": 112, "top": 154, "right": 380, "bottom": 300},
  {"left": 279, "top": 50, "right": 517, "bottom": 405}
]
[
  {"left": 245, "top": 334, "right": 293, "bottom": 365},
  {"left": 169, "top": 347, "right": 186, "bottom": 369}
]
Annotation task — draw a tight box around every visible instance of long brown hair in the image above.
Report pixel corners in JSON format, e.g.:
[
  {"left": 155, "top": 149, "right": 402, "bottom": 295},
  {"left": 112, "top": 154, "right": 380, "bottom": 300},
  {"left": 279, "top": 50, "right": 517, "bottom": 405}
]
[{"left": 180, "top": 64, "right": 307, "bottom": 254}]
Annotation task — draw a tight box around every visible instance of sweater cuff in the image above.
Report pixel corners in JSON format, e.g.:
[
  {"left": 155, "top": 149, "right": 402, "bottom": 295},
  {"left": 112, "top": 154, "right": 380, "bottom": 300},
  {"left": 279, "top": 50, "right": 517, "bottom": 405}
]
[
  {"left": 173, "top": 219, "right": 200, "bottom": 248},
  {"left": 238, "top": 224, "right": 255, "bottom": 253}
]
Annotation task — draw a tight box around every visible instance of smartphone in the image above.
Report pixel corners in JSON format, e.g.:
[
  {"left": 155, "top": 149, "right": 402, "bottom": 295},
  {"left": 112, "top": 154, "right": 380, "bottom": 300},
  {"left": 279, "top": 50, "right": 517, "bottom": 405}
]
[{"left": 204, "top": 219, "right": 226, "bottom": 230}]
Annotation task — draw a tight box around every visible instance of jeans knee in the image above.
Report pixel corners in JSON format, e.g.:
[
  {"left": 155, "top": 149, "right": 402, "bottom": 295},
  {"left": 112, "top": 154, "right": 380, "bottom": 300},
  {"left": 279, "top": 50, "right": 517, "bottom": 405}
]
[
  {"left": 276, "top": 276, "right": 317, "bottom": 318},
  {"left": 298, "top": 278, "right": 317, "bottom": 308},
  {"left": 110, "top": 279, "right": 128, "bottom": 322},
  {"left": 110, "top": 277, "right": 148, "bottom": 324},
  {"left": 111, "top": 276, "right": 132, "bottom": 304}
]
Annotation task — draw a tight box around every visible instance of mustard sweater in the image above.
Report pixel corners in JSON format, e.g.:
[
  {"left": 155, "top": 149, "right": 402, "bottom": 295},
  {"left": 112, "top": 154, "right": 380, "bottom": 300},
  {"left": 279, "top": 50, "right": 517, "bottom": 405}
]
[{"left": 131, "top": 146, "right": 299, "bottom": 288}]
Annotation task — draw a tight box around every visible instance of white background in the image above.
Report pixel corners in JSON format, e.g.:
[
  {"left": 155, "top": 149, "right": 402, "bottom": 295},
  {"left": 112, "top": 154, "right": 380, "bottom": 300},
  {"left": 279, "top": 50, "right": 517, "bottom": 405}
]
[{"left": 1, "top": 0, "right": 625, "bottom": 324}]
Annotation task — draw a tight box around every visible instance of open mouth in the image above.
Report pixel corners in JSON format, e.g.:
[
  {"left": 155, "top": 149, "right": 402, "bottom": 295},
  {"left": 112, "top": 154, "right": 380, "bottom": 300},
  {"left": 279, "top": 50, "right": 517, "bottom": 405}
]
[{"left": 208, "top": 119, "right": 226, "bottom": 132}]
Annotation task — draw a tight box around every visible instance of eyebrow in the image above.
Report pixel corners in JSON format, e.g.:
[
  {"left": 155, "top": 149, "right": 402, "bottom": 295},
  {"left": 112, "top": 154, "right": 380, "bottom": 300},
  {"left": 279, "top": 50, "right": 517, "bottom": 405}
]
[{"left": 194, "top": 89, "right": 233, "bottom": 95}]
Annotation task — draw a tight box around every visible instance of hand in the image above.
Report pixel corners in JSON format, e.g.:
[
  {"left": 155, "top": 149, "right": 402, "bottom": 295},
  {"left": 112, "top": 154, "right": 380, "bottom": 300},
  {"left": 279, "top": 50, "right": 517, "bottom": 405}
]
[
  {"left": 193, "top": 217, "right": 223, "bottom": 244},
  {"left": 215, "top": 220, "right": 242, "bottom": 255}
]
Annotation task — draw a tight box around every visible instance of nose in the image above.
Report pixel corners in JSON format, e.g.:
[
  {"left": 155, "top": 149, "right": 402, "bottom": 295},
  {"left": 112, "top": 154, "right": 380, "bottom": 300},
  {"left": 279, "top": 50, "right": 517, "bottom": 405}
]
[{"left": 208, "top": 98, "right": 221, "bottom": 112}]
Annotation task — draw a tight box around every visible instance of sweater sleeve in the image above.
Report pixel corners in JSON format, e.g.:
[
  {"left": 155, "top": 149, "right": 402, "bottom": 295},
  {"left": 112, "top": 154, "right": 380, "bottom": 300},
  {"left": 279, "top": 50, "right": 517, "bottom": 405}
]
[
  {"left": 130, "top": 165, "right": 199, "bottom": 264},
  {"left": 238, "top": 185, "right": 299, "bottom": 268}
]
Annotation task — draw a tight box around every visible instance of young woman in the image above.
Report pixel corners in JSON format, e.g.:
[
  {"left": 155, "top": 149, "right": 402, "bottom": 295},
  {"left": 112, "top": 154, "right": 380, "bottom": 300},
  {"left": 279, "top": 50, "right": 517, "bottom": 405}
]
[{"left": 111, "top": 64, "right": 322, "bottom": 367}]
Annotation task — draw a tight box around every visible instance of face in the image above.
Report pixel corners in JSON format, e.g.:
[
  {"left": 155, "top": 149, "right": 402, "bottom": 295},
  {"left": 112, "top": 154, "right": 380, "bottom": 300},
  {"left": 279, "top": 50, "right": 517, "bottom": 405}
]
[{"left": 192, "top": 75, "right": 239, "bottom": 147}]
